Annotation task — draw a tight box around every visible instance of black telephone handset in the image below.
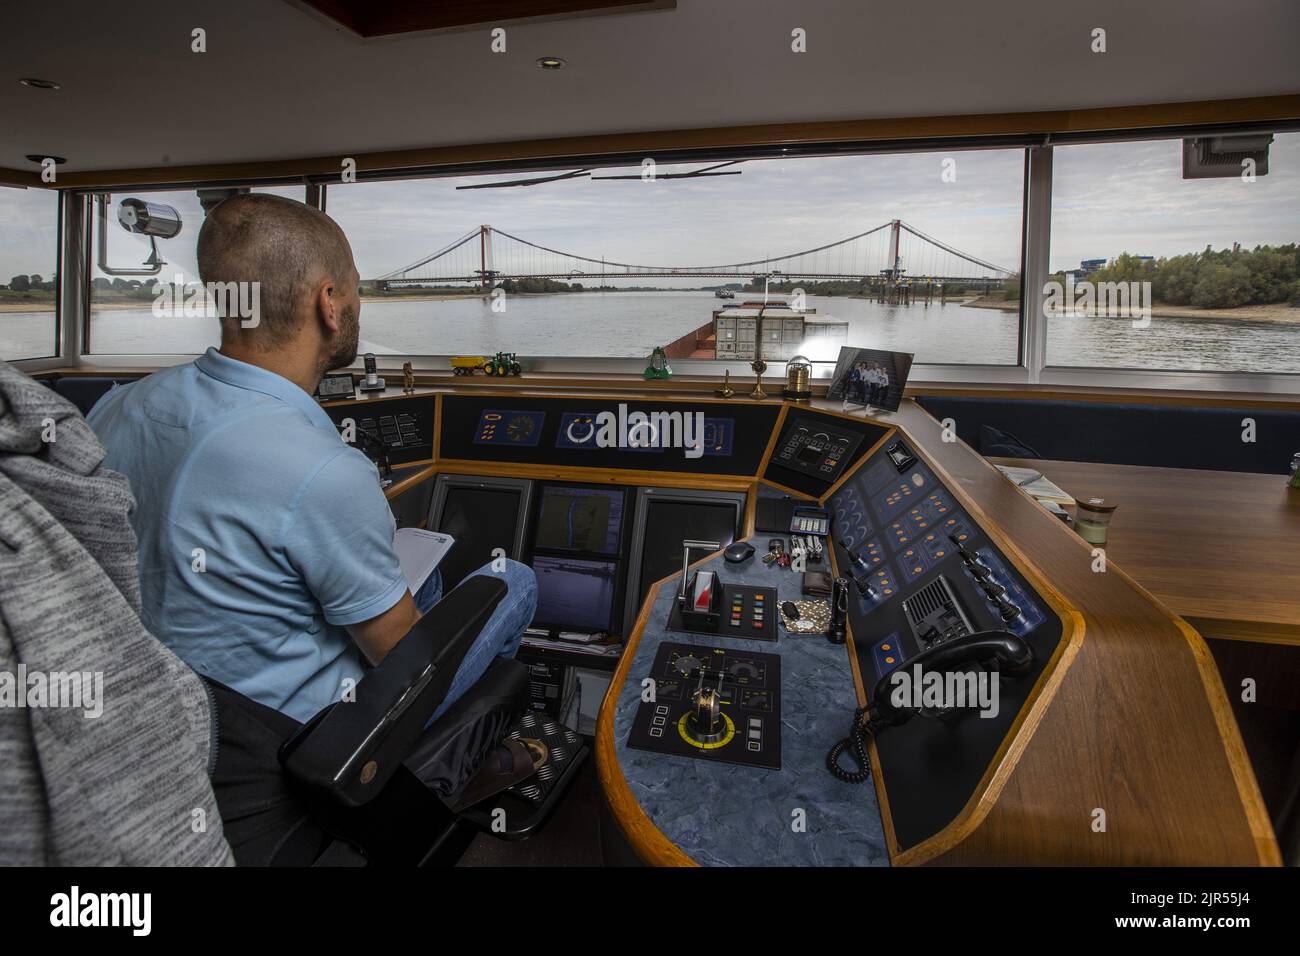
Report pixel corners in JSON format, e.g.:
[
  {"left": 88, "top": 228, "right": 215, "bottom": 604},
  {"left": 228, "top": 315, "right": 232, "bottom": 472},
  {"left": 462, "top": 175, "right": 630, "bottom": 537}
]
[{"left": 826, "top": 630, "right": 1033, "bottom": 784}]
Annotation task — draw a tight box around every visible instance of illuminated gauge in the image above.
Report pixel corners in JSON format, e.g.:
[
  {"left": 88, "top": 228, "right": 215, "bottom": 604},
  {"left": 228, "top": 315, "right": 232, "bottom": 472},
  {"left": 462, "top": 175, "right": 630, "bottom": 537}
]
[
  {"left": 565, "top": 417, "right": 596, "bottom": 444},
  {"left": 673, "top": 654, "right": 703, "bottom": 677},
  {"left": 627, "top": 420, "right": 659, "bottom": 448},
  {"left": 727, "top": 660, "right": 761, "bottom": 680},
  {"left": 506, "top": 415, "right": 536, "bottom": 443},
  {"left": 655, "top": 679, "right": 682, "bottom": 700}
]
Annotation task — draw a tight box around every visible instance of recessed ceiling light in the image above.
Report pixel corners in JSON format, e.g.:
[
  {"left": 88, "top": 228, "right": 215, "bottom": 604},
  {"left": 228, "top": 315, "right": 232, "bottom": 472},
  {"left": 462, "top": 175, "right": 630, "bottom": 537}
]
[
  {"left": 536, "top": 56, "right": 566, "bottom": 70},
  {"left": 19, "top": 78, "right": 60, "bottom": 90},
  {"left": 26, "top": 154, "right": 66, "bottom": 165}
]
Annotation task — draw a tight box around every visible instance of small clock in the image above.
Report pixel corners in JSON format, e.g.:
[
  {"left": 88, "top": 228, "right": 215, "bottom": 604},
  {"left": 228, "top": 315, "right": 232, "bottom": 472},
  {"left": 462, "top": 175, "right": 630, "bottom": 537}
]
[{"left": 316, "top": 372, "right": 356, "bottom": 402}]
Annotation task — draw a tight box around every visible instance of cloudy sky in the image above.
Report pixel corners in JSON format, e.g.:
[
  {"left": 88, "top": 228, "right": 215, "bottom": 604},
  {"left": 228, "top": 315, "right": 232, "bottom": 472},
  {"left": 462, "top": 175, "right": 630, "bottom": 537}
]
[{"left": 3, "top": 133, "right": 1297, "bottom": 285}]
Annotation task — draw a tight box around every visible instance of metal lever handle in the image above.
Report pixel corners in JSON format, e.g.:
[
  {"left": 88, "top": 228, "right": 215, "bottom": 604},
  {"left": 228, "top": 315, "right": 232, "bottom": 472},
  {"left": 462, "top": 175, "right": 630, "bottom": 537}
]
[{"left": 678, "top": 540, "right": 723, "bottom": 599}]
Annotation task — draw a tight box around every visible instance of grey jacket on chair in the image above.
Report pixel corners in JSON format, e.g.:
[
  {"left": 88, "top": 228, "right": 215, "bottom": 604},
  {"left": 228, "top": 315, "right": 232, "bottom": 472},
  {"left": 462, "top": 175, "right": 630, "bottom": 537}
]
[{"left": 0, "top": 362, "right": 233, "bottom": 865}]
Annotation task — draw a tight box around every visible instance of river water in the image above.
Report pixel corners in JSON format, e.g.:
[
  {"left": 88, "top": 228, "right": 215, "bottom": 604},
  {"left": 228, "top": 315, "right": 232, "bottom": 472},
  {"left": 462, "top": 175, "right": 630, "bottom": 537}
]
[{"left": 2, "top": 290, "right": 1296, "bottom": 373}]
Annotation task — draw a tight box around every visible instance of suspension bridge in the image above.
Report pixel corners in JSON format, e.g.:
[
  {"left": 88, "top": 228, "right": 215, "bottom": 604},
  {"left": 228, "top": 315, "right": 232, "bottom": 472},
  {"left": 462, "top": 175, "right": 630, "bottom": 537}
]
[{"left": 375, "top": 219, "right": 1016, "bottom": 292}]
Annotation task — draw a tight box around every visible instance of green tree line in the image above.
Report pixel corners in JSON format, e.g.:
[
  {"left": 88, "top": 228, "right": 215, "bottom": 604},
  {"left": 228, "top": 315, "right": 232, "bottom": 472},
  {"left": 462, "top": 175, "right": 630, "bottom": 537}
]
[
  {"left": 2, "top": 274, "right": 58, "bottom": 293},
  {"left": 1058, "top": 245, "right": 1300, "bottom": 309}
]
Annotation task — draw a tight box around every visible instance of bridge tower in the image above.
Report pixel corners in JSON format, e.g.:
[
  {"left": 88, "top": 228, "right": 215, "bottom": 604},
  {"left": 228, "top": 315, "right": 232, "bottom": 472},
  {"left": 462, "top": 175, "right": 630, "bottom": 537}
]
[
  {"left": 883, "top": 221, "right": 904, "bottom": 303},
  {"left": 478, "top": 224, "right": 496, "bottom": 288}
]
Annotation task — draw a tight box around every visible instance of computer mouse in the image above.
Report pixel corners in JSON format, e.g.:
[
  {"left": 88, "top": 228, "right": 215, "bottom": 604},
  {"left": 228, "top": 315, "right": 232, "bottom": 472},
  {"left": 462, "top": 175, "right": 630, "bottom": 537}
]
[{"left": 724, "top": 541, "right": 756, "bottom": 563}]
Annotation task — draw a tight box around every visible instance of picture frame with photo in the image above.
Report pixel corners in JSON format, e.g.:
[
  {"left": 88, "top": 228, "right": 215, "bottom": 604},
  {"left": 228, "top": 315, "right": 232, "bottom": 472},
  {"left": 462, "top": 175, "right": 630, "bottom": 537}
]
[{"left": 826, "top": 347, "right": 914, "bottom": 413}]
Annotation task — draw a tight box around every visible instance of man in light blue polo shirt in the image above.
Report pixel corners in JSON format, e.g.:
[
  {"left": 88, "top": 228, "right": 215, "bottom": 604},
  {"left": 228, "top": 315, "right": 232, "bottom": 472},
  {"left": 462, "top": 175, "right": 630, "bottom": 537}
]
[{"left": 88, "top": 193, "right": 535, "bottom": 724}]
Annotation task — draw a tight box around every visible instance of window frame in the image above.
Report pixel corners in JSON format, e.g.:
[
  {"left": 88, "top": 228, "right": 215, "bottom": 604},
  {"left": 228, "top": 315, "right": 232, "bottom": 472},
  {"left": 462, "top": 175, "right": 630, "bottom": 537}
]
[
  {"left": 36, "top": 122, "right": 1300, "bottom": 395},
  {"left": 1, "top": 186, "right": 64, "bottom": 367}
]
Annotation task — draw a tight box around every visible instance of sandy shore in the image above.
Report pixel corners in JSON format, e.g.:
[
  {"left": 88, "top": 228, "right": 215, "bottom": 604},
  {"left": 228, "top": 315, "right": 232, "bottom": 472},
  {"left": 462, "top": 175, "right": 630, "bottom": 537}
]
[
  {"left": 959, "top": 295, "right": 1300, "bottom": 324},
  {"left": 0, "top": 301, "right": 55, "bottom": 313}
]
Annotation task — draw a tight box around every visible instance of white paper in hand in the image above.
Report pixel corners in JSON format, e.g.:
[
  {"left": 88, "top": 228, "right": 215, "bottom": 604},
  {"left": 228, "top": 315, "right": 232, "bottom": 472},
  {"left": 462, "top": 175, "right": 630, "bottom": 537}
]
[{"left": 394, "top": 527, "right": 455, "bottom": 592}]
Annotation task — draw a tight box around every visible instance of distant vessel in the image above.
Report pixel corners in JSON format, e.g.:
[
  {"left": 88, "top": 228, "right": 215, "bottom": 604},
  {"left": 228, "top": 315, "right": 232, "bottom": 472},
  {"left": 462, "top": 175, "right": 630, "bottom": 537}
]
[{"left": 714, "top": 289, "right": 735, "bottom": 299}]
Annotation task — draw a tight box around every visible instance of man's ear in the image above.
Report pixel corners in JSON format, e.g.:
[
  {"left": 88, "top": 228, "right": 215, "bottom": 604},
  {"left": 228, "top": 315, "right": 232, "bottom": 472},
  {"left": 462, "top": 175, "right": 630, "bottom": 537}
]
[{"left": 314, "top": 279, "right": 342, "bottom": 336}]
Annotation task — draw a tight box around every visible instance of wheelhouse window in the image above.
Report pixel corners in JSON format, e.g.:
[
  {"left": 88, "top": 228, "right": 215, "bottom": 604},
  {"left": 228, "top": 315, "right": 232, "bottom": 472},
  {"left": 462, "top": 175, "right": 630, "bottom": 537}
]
[
  {"left": 86, "top": 185, "right": 306, "bottom": 355},
  {"left": 324, "top": 147, "right": 1026, "bottom": 366},
  {"left": 1046, "top": 131, "right": 1300, "bottom": 374},
  {"left": 0, "top": 185, "right": 59, "bottom": 361}
]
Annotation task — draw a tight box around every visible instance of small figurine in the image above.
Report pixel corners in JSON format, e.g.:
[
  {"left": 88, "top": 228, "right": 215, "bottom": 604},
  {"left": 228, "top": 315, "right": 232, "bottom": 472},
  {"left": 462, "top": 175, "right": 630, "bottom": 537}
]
[
  {"left": 402, "top": 362, "right": 415, "bottom": 394},
  {"left": 644, "top": 346, "right": 672, "bottom": 381}
]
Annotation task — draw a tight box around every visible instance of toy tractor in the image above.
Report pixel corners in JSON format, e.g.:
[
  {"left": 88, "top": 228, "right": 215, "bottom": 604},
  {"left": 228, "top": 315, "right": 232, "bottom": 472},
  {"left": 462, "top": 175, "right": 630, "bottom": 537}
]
[{"left": 484, "top": 351, "right": 522, "bottom": 377}]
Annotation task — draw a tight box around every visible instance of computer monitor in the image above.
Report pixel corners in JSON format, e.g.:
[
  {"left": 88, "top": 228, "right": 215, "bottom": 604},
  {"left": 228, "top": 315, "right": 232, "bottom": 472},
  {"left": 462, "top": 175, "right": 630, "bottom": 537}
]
[
  {"left": 533, "top": 485, "right": 625, "bottom": 555},
  {"left": 428, "top": 475, "right": 532, "bottom": 590},
  {"left": 531, "top": 555, "right": 619, "bottom": 633},
  {"left": 624, "top": 488, "right": 746, "bottom": 637}
]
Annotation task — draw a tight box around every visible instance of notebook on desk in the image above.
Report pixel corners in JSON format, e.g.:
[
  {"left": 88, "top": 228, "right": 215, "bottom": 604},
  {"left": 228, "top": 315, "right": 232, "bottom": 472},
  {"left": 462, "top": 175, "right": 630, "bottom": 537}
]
[{"left": 995, "top": 465, "right": 1074, "bottom": 507}]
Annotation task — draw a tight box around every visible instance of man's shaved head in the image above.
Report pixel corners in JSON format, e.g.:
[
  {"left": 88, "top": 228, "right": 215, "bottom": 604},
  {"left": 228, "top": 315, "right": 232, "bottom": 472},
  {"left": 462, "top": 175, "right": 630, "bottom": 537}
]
[{"left": 197, "top": 193, "right": 358, "bottom": 361}]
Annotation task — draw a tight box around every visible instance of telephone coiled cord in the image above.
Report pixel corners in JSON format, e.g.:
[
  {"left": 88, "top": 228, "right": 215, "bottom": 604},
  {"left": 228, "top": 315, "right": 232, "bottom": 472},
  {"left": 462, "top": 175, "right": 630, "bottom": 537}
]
[{"left": 826, "top": 706, "right": 874, "bottom": 784}]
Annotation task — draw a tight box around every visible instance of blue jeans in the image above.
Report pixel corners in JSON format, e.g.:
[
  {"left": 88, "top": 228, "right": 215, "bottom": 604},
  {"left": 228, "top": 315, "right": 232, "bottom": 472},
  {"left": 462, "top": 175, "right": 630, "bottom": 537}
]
[{"left": 413, "top": 559, "right": 537, "bottom": 723}]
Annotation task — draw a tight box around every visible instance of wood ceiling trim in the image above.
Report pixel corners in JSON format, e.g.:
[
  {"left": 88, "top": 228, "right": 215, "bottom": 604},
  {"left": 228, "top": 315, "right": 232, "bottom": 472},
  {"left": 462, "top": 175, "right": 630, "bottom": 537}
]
[{"left": 15, "top": 93, "right": 1300, "bottom": 191}]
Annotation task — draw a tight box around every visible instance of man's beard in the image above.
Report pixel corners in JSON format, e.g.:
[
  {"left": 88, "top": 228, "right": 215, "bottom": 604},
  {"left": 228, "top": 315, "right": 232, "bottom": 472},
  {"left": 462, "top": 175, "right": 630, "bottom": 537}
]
[{"left": 324, "top": 302, "right": 360, "bottom": 371}]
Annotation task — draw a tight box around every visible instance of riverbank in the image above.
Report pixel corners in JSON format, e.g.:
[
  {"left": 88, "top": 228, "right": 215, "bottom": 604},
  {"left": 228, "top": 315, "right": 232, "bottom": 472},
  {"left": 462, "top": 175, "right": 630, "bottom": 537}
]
[
  {"left": 1, "top": 291, "right": 486, "bottom": 313},
  {"left": 960, "top": 295, "right": 1300, "bottom": 324}
]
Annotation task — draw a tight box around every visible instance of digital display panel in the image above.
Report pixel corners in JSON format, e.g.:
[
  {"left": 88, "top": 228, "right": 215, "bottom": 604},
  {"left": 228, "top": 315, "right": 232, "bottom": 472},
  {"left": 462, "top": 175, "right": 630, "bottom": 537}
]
[
  {"left": 535, "top": 486, "right": 624, "bottom": 554},
  {"left": 532, "top": 555, "right": 618, "bottom": 632}
]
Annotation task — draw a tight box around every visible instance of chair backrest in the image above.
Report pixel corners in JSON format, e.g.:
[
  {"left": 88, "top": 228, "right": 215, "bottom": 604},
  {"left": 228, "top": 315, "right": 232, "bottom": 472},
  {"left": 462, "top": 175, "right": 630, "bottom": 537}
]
[{"left": 49, "top": 376, "right": 136, "bottom": 415}]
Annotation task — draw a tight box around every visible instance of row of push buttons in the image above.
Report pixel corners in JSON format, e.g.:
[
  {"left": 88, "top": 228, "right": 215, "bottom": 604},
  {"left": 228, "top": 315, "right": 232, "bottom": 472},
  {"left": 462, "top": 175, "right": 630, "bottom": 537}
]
[
  {"left": 747, "top": 716, "right": 763, "bottom": 751},
  {"left": 729, "top": 592, "right": 766, "bottom": 631},
  {"left": 649, "top": 704, "right": 670, "bottom": 737}
]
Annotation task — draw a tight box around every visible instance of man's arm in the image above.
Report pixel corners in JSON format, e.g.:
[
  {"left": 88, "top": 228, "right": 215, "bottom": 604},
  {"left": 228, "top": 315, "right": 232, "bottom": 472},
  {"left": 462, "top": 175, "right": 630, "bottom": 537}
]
[
  {"left": 347, "top": 590, "right": 420, "bottom": 666},
  {"left": 285, "top": 447, "right": 417, "bottom": 664}
]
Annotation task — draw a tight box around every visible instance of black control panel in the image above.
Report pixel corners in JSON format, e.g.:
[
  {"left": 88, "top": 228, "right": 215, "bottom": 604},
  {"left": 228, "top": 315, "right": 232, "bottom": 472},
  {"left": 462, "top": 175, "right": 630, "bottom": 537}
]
[
  {"left": 827, "top": 437, "right": 1063, "bottom": 850},
  {"left": 763, "top": 411, "right": 887, "bottom": 498},
  {"left": 442, "top": 395, "right": 780, "bottom": 476},
  {"left": 325, "top": 397, "right": 435, "bottom": 466},
  {"left": 773, "top": 415, "right": 865, "bottom": 481},
  {"left": 627, "top": 642, "right": 781, "bottom": 770}
]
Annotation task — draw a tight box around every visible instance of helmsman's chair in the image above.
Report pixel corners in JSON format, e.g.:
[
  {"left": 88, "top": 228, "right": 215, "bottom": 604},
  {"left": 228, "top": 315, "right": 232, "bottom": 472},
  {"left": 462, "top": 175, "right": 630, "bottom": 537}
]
[{"left": 208, "top": 574, "right": 538, "bottom": 866}]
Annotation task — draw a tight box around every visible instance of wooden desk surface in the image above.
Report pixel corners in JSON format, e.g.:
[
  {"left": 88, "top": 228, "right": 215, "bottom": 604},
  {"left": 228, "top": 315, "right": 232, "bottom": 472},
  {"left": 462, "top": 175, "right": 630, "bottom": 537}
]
[{"left": 992, "top": 457, "right": 1300, "bottom": 644}]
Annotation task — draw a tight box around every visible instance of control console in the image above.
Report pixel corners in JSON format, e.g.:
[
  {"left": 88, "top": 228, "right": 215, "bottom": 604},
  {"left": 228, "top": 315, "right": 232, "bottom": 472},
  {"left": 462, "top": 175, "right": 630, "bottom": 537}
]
[
  {"left": 626, "top": 643, "right": 782, "bottom": 770},
  {"left": 772, "top": 414, "right": 866, "bottom": 483}
]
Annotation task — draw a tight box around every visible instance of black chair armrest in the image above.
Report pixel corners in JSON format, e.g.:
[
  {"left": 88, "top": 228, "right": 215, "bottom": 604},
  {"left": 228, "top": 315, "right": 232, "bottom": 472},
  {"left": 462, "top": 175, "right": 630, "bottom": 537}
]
[{"left": 279, "top": 574, "right": 507, "bottom": 807}]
